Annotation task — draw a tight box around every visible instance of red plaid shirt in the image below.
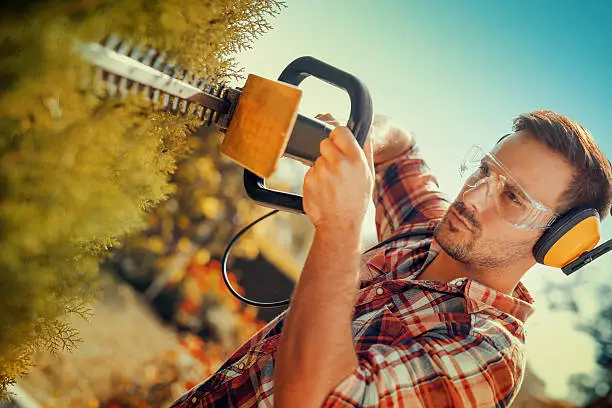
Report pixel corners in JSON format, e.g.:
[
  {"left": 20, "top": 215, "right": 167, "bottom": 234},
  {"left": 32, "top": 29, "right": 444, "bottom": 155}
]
[{"left": 170, "top": 145, "right": 535, "bottom": 408}]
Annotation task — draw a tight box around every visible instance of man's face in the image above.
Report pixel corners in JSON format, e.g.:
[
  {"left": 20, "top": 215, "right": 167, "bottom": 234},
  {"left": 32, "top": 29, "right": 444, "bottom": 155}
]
[{"left": 434, "top": 131, "right": 575, "bottom": 269}]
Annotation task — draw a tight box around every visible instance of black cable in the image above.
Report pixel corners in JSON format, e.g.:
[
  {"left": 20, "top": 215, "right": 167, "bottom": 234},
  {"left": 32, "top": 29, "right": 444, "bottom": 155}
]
[
  {"left": 221, "top": 209, "right": 291, "bottom": 308},
  {"left": 221, "top": 208, "right": 424, "bottom": 308}
]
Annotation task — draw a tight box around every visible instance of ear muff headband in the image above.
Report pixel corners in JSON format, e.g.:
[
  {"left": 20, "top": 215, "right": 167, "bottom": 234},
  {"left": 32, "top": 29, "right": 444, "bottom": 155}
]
[{"left": 533, "top": 207, "right": 601, "bottom": 268}]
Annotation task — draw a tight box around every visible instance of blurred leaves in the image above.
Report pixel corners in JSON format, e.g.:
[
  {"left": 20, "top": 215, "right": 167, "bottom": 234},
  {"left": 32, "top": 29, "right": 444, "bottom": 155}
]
[
  {"left": 106, "top": 125, "right": 270, "bottom": 347},
  {"left": 542, "top": 260, "right": 612, "bottom": 407}
]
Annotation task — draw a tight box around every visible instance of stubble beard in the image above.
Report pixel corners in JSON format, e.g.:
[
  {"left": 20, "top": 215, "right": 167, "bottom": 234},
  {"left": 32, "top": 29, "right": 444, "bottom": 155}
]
[
  {"left": 433, "top": 213, "right": 476, "bottom": 265},
  {"left": 433, "top": 211, "right": 532, "bottom": 270}
]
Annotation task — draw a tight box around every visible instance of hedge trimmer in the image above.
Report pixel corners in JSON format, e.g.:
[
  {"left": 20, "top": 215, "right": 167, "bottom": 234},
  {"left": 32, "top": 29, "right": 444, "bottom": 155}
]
[{"left": 76, "top": 34, "right": 373, "bottom": 215}]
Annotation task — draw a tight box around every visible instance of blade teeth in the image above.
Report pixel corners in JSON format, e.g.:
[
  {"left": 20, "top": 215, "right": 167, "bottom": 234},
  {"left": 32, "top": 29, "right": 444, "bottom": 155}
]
[
  {"left": 195, "top": 77, "right": 219, "bottom": 121},
  {"left": 104, "top": 34, "right": 122, "bottom": 50},
  {"left": 129, "top": 43, "right": 146, "bottom": 60},
  {"left": 178, "top": 99, "right": 188, "bottom": 115},
  {"left": 141, "top": 85, "right": 151, "bottom": 100},
  {"left": 128, "top": 44, "right": 146, "bottom": 94},
  {"left": 107, "top": 77, "right": 118, "bottom": 96},
  {"left": 92, "top": 36, "right": 221, "bottom": 115},
  {"left": 159, "top": 62, "right": 176, "bottom": 108},
  {"left": 131, "top": 80, "right": 141, "bottom": 95},
  {"left": 118, "top": 77, "right": 129, "bottom": 97},
  {"left": 152, "top": 88, "right": 161, "bottom": 104},
  {"left": 205, "top": 108, "right": 215, "bottom": 126},
  {"left": 161, "top": 93, "right": 171, "bottom": 109},
  {"left": 208, "top": 78, "right": 218, "bottom": 92},
  {"left": 162, "top": 61, "right": 176, "bottom": 76},
  {"left": 151, "top": 52, "right": 167, "bottom": 70},
  {"left": 161, "top": 64, "right": 174, "bottom": 107},
  {"left": 150, "top": 54, "right": 167, "bottom": 103},
  {"left": 136, "top": 47, "right": 158, "bottom": 99},
  {"left": 116, "top": 39, "right": 132, "bottom": 96},
  {"left": 208, "top": 81, "right": 222, "bottom": 124},
  {"left": 196, "top": 103, "right": 205, "bottom": 119},
  {"left": 214, "top": 81, "right": 226, "bottom": 97},
  {"left": 117, "top": 39, "right": 132, "bottom": 55},
  {"left": 197, "top": 77, "right": 210, "bottom": 90},
  {"left": 190, "top": 75, "right": 201, "bottom": 90},
  {"left": 173, "top": 68, "right": 185, "bottom": 82},
  {"left": 212, "top": 82, "right": 227, "bottom": 124},
  {"left": 141, "top": 47, "right": 158, "bottom": 66},
  {"left": 180, "top": 100, "right": 189, "bottom": 115},
  {"left": 100, "top": 34, "right": 122, "bottom": 97},
  {"left": 194, "top": 78, "right": 206, "bottom": 118},
  {"left": 170, "top": 96, "right": 181, "bottom": 112},
  {"left": 105, "top": 71, "right": 118, "bottom": 97},
  {"left": 170, "top": 67, "right": 185, "bottom": 112},
  {"left": 94, "top": 67, "right": 104, "bottom": 87},
  {"left": 186, "top": 75, "right": 201, "bottom": 116},
  {"left": 179, "top": 71, "right": 194, "bottom": 114},
  {"left": 187, "top": 102, "right": 199, "bottom": 116},
  {"left": 202, "top": 108, "right": 211, "bottom": 122}
]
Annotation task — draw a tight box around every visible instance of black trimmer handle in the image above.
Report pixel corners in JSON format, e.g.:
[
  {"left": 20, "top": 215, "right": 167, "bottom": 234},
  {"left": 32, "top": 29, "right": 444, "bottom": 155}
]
[{"left": 243, "top": 56, "right": 374, "bottom": 214}]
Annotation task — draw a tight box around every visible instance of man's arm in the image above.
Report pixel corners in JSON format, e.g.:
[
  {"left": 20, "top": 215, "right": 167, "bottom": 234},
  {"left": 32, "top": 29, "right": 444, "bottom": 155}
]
[
  {"left": 370, "top": 116, "right": 450, "bottom": 241},
  {"left": 274, "top": 124, "right": 373, "bottom": 408},
  {"left": 273, "top": 227, "right": 361, "bottom": 408}
]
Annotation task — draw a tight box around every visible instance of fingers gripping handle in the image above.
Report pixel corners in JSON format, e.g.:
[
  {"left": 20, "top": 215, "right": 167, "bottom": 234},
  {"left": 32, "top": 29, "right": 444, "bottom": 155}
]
[{"left": 243, "top": 56, "right": 374, "bottom": 214}]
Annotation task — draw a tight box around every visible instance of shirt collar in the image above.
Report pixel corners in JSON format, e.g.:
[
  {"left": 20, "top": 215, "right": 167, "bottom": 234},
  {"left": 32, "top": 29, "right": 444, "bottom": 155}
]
[{"left": 417, "top": 236, "right": 535, "bottom": 322}]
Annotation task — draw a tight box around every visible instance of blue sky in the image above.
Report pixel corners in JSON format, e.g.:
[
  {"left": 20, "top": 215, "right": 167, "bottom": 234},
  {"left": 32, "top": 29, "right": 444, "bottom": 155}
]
[{"left": 233, "top": 0, "right": 612, "bottom": 401}]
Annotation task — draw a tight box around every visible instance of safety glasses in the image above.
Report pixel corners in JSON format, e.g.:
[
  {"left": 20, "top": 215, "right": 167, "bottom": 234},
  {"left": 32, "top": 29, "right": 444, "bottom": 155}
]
[{"left": 459, "top": 145, "right": 560, "bottom": 230}]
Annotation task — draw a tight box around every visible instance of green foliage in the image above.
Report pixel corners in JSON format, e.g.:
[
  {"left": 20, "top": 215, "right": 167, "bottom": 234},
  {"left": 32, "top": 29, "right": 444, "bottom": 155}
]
[
  {"left": 543, "top": 252, "right": 612, "bottom": 407},
  {"left": 0, "top": 0, "right": 284, "bottom": 399},
  {"left": 567, "top": 285, "right": 612, "bottom": 407}
]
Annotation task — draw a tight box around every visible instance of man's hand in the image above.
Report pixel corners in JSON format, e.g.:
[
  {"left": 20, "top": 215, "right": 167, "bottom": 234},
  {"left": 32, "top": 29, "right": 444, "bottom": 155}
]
[
  {"left": 369, "top": 114, "right": 415, "bottom": 165},
  {"left": 303, "top": 114, "right": 374, "bottom": 234},
  {"left": 314, "top": 113, "right": 415, "bottom": 166}
]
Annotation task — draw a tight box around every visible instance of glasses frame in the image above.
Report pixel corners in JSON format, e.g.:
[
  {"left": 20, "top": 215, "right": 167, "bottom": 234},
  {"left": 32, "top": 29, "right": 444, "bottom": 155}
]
[{"left": 459, "top": 144, "right": 560, "bottom": 230}]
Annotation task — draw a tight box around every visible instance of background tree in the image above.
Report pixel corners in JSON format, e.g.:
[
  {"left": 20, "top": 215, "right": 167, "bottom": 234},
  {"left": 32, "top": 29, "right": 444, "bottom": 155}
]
[
  {"left": 566, "top": 284, "right": 612, "bottom": 407},
  {"left": 543, "top": 255, "right": 612, "bottom": 407}
]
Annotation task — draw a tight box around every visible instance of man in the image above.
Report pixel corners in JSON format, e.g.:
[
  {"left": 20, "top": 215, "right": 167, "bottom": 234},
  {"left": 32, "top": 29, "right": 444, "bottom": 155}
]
[{"left": 171, "top": 110, "right": 612, "bottom": 407}]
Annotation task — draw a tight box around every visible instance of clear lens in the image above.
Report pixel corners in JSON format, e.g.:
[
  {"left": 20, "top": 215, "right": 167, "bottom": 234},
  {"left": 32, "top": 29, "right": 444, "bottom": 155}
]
[{"left": 458, "top": 145, "right": 558, "bottom": 230}]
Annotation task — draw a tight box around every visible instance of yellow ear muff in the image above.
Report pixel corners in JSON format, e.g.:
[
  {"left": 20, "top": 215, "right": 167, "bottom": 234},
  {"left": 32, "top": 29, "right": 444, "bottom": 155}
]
[{"left": 533, "top": 207, "right": 601, "bottom": 268}]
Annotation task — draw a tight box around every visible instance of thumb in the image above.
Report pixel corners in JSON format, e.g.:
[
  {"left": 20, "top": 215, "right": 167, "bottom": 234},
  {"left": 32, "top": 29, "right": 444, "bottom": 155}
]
[{"left": 363, "top": 133, "right": 375, "bottom": 177}]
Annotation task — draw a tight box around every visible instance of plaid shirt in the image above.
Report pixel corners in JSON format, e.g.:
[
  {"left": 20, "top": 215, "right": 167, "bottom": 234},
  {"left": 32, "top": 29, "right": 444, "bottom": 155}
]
[{"left": 170, "top": 145, "right": 535, "bottom": 408}]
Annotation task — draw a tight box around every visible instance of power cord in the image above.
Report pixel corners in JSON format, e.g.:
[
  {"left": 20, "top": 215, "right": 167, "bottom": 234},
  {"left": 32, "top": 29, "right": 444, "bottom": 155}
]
[
  {"left": 221, "top": 209, "right": 423, "bottom": 308},
  {"left": 221, "top": 209, "right": 291, "bottom": 308}
]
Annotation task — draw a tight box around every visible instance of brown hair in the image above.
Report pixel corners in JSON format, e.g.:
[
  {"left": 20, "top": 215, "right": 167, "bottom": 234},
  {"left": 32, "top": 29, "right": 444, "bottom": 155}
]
[{"left": 512, "top": 110, "right": 612, "bottom": 220}]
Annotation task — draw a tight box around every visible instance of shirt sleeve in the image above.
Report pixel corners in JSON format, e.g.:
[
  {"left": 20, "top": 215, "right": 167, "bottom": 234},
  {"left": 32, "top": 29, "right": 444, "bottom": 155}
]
[
  {"left": 373, "top": 144, "right": 450, "bottom": 242},
  {"left": 322, "top": 333, "right": 525, "bottom": 408}
]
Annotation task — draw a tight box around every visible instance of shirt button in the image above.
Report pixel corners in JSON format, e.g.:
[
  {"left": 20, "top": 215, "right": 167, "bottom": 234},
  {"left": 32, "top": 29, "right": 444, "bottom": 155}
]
[
  {"left": 192, "top": 397, "right": 198, "bottom": 403},
  {"left": 238, "top": 362, "right": 245, "bottom": 369},
  {"left": 376, "top": 287, "right": 384, "bottom": 295}
]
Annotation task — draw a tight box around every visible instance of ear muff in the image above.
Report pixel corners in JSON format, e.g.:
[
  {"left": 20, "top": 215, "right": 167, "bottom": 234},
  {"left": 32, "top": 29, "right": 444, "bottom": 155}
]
[{"left": 533, "top": 207, "right": 601, "bottom": 268}]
